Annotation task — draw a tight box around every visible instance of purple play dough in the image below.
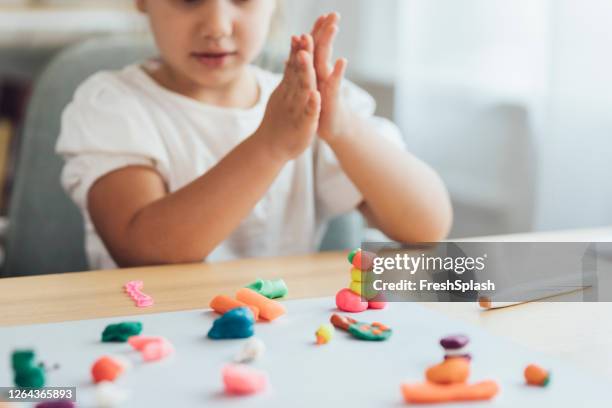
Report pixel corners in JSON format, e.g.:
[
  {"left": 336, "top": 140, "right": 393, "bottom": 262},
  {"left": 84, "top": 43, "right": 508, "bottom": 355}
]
[
  {"left": 35, "top": 401, "right": 75, "bottom": 408},
  {"left": 440, "top": 334, "right": 470, "bottom": 349}
]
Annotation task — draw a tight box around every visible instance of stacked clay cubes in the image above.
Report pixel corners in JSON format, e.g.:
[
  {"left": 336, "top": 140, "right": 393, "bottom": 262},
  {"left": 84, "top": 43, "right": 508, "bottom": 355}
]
[{"left": 336, "top": 248, "right": 386, "bottom": 312}]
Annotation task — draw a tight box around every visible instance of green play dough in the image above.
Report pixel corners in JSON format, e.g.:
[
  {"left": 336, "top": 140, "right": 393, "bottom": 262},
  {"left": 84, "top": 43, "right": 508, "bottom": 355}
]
[
  {"left": 14, "top": 367, "right": 45, "bottom": 388},
  {"left": 348, "top": 322, "right": 392, "bottom": 341},
  {"left": 347, "top": 248, "right": 359, "bottom": 264},
  {"left": 245, "top": 279, "right": 288, "bottom": 299},
  {"left": 542, "top": 372, "right": 551, "bottom": 387},
  {"left": 102, "top": 321, "right": 143, "bottom": 342},
  {"left": 12, "top": 350, "right": 35, "bottom": 372},
  {"left": 12, "top": 350, "right": 45, "bottom": 388}
]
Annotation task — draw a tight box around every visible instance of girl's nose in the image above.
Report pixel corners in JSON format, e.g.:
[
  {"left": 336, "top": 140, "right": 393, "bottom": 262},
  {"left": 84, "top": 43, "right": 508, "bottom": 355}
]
[{"left": 198, "top": 0, "right": 233, "bottom": 41}]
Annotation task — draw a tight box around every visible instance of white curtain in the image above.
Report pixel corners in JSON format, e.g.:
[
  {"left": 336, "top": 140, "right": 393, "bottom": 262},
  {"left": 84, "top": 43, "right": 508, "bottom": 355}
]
[
  {"left": 284, "top": 0, "right": 612, "bottom": 235},
  {"left": 395, "top": 0, "right": 612, "bottom": 235}
]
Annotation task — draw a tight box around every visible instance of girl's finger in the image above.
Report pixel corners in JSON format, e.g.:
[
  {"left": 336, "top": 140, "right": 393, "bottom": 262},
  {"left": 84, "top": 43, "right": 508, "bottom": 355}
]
[
  {"left": 300, "top": 34, "right": 309, "bottom": 52},
  {"left": 310, "top": 16, "right": 323, "bottom": 37},
  {"left": 304, "top": 34, "right": 314, "bottom": 55},
  {"left": 305, "top": 89, "right": 321, "bottom": 117},
  {"left": 314, "top": 24, "right": 338, "bottom": 78},
  {"left": 322, "top": 12, "right": 340, "bottom": 37},
  {"left": 284, "top": 36, "right": 299, "bottom": 82},
  {"left": 311, "top": 14, "right": 326, "bottom": 39},
  {"left": 313, "top": 12, "right": 337, "bottom": 43},
  {"left": 327, "top": 12, "right": 340, "bottom": 27},
  {"left": 298, "top": 50, "right": 316, "bottom": 90},
  {"left": 329, "top": 58, "right": 348, "bottom": 90},
  {"left": 289, "top": 35, "right": 300, "bottom": 69}
]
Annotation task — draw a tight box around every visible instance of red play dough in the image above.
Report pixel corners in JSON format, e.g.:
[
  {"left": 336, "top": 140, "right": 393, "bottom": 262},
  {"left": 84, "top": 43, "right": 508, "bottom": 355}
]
[
  {"left": 91, "top": 356, "right": 124, "bottom": 384},
  {"left": 352, "top": 250, "right": 376, "bottom": 271},
  {"left": 336, "top": 288, "right": 368, "bottom": 312}
]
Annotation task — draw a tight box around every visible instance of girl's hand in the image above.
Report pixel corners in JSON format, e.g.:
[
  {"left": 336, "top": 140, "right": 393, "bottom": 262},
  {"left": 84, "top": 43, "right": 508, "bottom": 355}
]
[
  {"left": 311, "top": 13, "right": 352, "bottom": 143},
  {"left": 256, "top": 34, "right": 321, "bottom": 161}
]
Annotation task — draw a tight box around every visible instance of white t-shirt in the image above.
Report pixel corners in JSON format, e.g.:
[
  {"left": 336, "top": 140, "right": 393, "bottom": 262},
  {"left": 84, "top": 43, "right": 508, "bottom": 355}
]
[{"left": 56, "top": 63, "right": 404, "bottom": 270}]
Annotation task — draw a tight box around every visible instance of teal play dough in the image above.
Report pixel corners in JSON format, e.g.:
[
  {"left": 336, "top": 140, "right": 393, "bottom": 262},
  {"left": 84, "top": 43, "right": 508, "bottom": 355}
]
[
  {"left": 347, "top": 322, "right": 392, "bottom": 341},
  {"left": 101, "top": 321, "right": 143, "bottom": 342},
  {"left": 245, "top": 279, "right": 288, "bottom": 299},
  {"left": 208, "top": 307, "right": 255, "bottom": 340}
]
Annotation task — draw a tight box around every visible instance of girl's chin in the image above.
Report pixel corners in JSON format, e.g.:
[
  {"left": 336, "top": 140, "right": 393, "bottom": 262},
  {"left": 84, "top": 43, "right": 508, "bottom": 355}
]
[{"left": 187, "top": 65, "right": 244, "bottom": 85}]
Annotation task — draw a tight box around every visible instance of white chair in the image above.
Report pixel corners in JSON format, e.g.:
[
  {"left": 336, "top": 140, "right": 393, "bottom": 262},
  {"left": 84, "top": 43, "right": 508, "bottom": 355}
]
[{"left": 396, "top": 82, "right": 537, "bottom": 238}]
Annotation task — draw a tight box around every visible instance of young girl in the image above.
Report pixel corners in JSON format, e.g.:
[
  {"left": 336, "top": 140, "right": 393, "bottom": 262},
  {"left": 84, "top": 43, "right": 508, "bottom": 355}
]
[{"left": 56, "top": 0, "right": 452, "bottom": 269}]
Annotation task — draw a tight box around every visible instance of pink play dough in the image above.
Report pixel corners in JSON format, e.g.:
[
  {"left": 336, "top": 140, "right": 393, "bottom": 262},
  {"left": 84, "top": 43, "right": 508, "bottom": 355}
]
[
  {"left": 128, "top": 336, "right": 174, "bottom": 362},
  {"left": 128, "top": 336, "right": 163, "bottom": 351},
  {"left": 367, "top": 293, "right": 387, "bottom": 309},
  {"left": 222, "top": 364, "right": 268, "bottom": 395},
  {"left": 367, "top": 300, "right": 387, "bottom": 309},
  {"left": 335, "top": 288, "right": 368, "bottom": 313}
]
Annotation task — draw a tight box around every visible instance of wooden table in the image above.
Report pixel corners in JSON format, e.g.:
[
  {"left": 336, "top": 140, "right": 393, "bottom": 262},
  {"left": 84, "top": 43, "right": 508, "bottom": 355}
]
[{"left": 1, "top": 227, "right": 612, "bottom": 382}]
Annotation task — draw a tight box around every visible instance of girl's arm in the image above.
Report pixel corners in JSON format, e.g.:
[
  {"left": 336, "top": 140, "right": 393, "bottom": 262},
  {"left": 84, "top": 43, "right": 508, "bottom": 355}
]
[
  {"left": 88, "top": 36, "right": 321, "bottom": 267},
  {"left": 89, "top": 135, "right": 283, "bottom": 267},
  {"left": 310, "top": 13, "right": 452, "bottom": 242},
  {"left": 326, "top": 114, "right": 453, "bottom": 243}
]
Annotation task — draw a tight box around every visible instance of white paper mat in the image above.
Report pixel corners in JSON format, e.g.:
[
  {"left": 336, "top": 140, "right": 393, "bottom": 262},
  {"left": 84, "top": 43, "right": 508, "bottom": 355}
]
[{"left": 1, "top": 298, "right": 610, "bottom": 407}]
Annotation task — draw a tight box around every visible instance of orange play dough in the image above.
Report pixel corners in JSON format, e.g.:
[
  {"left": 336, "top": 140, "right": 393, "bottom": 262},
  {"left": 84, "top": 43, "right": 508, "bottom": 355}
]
[
  {"left": 209, "top": 295, "right": 259, "bottom": 320},
  {"left": 524, "top": 364, "right": 549, "bottom": 386},
  {"left": 235, "top": 288, "right": 286, "bottom": 321},
  {"left": 425, "top": 358, "right": 470, "bottom": 385},
  {"left": 401, "top": 380, "right": 499, "bottom": 403}
]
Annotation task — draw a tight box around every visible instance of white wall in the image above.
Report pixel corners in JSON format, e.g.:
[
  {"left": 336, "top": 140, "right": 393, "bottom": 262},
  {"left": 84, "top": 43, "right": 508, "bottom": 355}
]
[
  {"left": 281, "top": 0, "right": 398, "bottom": 120},
  {"left": 394, "top": 0, "right": 612, "bottom": 235},
  {"left": 536, "top": 0, "right": 612, "bottom": 230},
  {"left": 283, "top": 0, "right": 398, "bottom": 82}
]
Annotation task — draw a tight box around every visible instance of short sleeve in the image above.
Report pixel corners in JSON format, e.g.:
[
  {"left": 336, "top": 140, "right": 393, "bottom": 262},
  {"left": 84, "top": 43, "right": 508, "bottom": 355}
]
[
  {"left": 56, "top": 72, "right": 169, "bottom": 209},
  {"left": 60, "top": 153, "right": 155, "bottom": 210},
  {"left": 315, "top": 80, "right": 406, "bottom": 219}
]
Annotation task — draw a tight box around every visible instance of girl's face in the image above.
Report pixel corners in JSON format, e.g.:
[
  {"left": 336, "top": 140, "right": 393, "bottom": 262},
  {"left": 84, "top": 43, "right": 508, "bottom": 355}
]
[{"left": 137, "top": 0, "right": 277, "bottom": 89}]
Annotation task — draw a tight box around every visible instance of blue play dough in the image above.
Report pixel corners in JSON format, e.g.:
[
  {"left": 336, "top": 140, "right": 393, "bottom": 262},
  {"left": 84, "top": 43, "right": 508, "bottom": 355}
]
[{"left": 207, "top": 307, "right": 255, "bottom": 339}]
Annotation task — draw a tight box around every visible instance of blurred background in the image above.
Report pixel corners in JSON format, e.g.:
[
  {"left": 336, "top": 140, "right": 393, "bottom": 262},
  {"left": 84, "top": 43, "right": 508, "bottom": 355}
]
[{"left": 0, "top": 0, "right": 611, "bottom": 274}]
